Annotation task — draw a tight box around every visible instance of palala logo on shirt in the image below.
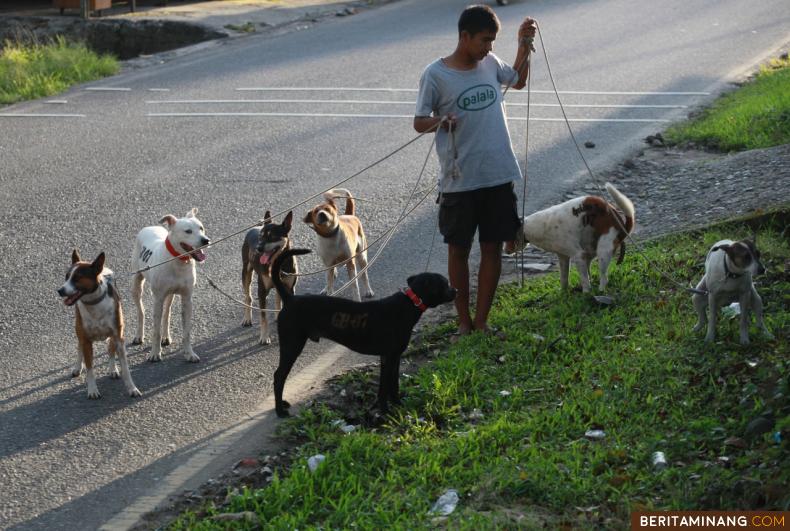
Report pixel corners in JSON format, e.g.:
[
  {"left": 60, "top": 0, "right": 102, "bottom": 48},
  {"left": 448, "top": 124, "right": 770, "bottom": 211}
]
[{"left": 456, "top": 84, "right": 497, "bottom": 111}]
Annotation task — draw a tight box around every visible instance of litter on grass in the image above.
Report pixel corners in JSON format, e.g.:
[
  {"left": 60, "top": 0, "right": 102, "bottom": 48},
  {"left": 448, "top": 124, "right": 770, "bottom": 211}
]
[{"left": 429, "top": 489, "right": 459, "bottom": 516}]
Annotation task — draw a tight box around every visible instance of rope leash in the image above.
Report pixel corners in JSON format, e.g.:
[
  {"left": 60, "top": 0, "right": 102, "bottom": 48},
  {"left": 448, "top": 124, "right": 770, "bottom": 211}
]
[
  {"left": 124, "top": 120, "right": 445, "bottom": 279},
  {"left": 205, "top": 126, "right": 441, "bottom": 305},
  {"left": 532, "top": 22, "right": 704, "bottom": 296},
  {"left": 287, "top": 131, "right": 439, "bottom": 279}
]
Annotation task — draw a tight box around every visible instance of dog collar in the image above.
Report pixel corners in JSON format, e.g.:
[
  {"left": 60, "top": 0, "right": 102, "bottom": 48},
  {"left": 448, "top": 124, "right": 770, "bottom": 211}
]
[
  {"left": 165, "top": 238, "right": 192, "bottom": 263},
  {"left": 723, "top": 255, "right": 744, "bottom": 279},
  {"left": 80, "top": 281, "right": 113, "bottom": 306},
  {"left": 314, "top": 224, "right": 340, "bottom": 238},
  {"left": 403, "top": 288, "right": 427, "bottom": 312}
]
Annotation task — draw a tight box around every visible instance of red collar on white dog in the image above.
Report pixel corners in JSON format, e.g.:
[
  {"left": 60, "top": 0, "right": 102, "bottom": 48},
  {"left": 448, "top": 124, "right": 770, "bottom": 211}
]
[
  {"left": 403, "top": 288, "right": 427, "bottom": 312},
  {"left": 165, "top": 238, "right": 192, "bottom": 263}
]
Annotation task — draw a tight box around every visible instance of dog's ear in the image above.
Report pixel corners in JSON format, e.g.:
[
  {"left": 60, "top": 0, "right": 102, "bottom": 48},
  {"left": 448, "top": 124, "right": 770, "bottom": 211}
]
[
  {"left": 71, "top": 249, "right": 81, "bottom": 264},
  {"left": 713, "top": 244, "right": 738, "bottom": 261},
  {"left": 711, "top": 244, "right": 729, "bottom": 253},
  {"left": 284, "top": 211, "right": 293, "bottom": 230},
  {"left": 407, "top": 275, "right": 416, "bottom": 287},
  {"left": 186, "top": 208, "right": 198, "bottom": 218},
  {"left": 92, "top": 252, "right": 105, "bottom": 272},
  {"left": 160, "top": 215, "right": 177, "bottom": 227},
  {"left": 303, "top": 211, "right": 313, "bottom": 224},
  {"left": 262, "top": 210, "right": 272, "bottom": 224}
]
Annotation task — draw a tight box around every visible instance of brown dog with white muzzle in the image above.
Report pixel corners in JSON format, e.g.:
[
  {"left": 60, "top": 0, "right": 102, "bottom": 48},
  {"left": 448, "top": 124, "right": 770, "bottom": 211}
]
[
  {"left": 303, "top": 188, "right": 374, "bottom": 301},
  {"left": 58, "top": 250, "right": 141, "bottom": 399}
]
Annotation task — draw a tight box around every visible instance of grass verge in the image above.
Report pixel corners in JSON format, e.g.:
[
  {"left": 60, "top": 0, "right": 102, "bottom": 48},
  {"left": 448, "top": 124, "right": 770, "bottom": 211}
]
[
  {"left": 665, "top": 56, "right": 790, "bottom": 151},
  {"left": 0, "top": 37, "right": 119, "bottom": 105},
  {"left": 171, "top": 210, "right": 789, "bottom": 529}
]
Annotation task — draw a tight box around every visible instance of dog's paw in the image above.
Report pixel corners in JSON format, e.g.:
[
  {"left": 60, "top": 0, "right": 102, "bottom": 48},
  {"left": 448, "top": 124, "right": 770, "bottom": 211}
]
[
  {"left": 128, "top": 387, "right": 143, "bottom": 398},
  {"left": 87, "top": 389, "right": 101, "bottom": 400},
  {"left": 259, "top": 335, "right": 272, "bottom": 346},
  {"left": 275, "top": 400, "right": 291, "bottom": 418},
  {"left": 704, "top": 334, "right": 715, "bottom": 343},
  {"left": 762, "top": 330, "right": 775, "bottom": 341},
  {"left": 241, "top": 318, "right": 252, "bottom": 327},
  {"left": 160, "top": 337, "right": 171, "bottom": 347},
  {"left": 364, "top": 291, "right": 375, "bottom": 299},
  {"left": 184, "top": 350, "right": 200, "bottom": 363},
  {"left": 71, "top": 366, "right": 84, "bottom": 378},
  {"left": 692, "top": 322, "right": 704, "bottom": 333},
  {"left": 739, "top": 336, "right": 751, "bottom": 346},
  {"left": 131, "top": 337, "right": 143, "bottom": 346},
  {"left": 146, "top": 352, "right": 163, "bottom": 362},
  {"left": 109, "top": 368, "right": 121, "bottom": 380}
]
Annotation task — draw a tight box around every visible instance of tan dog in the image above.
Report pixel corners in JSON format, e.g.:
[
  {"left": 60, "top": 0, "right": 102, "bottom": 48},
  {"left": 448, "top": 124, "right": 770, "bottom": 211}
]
[
  {"left": 303, "top": 188, "right": 374, "bottom": 301},
  {"left": 58, "top": 251, "right": 142, "bottom": 399}
]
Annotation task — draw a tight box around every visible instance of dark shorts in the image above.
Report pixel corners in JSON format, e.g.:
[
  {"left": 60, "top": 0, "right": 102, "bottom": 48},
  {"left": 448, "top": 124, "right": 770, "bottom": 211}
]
[{"left": 438, "top": 182, "right": 521, "bottom": 248}]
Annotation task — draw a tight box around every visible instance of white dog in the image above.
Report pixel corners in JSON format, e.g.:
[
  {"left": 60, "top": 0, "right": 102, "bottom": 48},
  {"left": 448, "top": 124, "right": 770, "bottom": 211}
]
[
  {"left": 692, "top": 238, "right": 773, "bottom": 345},
  {"left": 131, "top": 208, "right": 210, "bottom": 362},
  {"left": 515, "top": 183, "right": 635, "bottom": 292}
]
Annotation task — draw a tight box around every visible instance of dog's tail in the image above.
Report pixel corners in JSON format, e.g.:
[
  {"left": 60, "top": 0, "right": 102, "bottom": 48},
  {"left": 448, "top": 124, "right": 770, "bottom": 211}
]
[
  {"left": 272, "top": 248, "right": 311, "bottom": 305},
  {"left": 324, "top": 188, "right": 355, "bottom": 216},
  {"left": 605, "top": 182, "right": 635, "bottom": 234}
]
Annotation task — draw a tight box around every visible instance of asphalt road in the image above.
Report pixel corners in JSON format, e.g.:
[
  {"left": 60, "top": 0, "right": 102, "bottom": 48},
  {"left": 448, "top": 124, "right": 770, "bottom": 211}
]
[{"left": 1, "top": 0, "right": 788, "bottom": 528}]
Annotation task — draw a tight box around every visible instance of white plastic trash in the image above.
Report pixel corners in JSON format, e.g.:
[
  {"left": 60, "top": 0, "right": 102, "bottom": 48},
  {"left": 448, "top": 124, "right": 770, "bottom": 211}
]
[
  {"left": 652, "top": 451, "right": 668, "bottom": 470},
  {"left": 722, "top": 302, "right": 741, "bottom": 319},
  {"left": 307, "top": 454, "right": 325, "bottom": 472},
  {"left": 429, "top": 489, "right": 459, "bottom": 516},
  {"left": 584, "top": 429, "right": 606, "bottom": 440}
]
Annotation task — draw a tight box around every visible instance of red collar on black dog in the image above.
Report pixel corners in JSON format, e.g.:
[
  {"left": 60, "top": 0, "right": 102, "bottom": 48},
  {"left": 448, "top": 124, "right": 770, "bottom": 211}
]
[
  {"left": 165, "top": 238, "right": 192, "bottom": 263},
  {"left": 403, "top": 288, "right": 427, "bottom": 312}
]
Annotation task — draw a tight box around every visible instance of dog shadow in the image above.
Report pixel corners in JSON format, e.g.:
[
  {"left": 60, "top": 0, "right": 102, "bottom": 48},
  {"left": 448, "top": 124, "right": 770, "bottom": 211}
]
[{"left": 0, "top": 326, "right": 266, "bottom": 462}]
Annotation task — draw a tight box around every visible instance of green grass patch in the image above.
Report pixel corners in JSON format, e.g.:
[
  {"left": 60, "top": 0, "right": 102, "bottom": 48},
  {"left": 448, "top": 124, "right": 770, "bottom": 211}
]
[
  {"left": 666, "top": 57, "right": 790, "bottom": 151},
  {"left": 224, "top": 22, "right": 257, "bottom": 33},
  {"left": 172, "top": 212, "right": 789, "bottom": 529},
  {"left": 0, "top": 37, "right": 119, "bottom": 105}
]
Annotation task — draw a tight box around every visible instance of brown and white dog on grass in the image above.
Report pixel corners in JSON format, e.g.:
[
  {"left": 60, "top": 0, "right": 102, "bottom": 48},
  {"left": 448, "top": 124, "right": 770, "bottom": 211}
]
[
  {"left": 58, "top": 251, "right": 142, "bottom": 399},
  {"left": 514, "top": 183, "right": 635, "bottom": 292},
  {"left": 303, "top": 188, "right": 374, "bottom": 301}
]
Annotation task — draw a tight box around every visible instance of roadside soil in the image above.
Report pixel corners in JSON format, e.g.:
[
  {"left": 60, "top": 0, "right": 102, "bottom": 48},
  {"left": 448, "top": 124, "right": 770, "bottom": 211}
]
[{"left": 132, "top": 138, "right": 790, "bottom": 529}]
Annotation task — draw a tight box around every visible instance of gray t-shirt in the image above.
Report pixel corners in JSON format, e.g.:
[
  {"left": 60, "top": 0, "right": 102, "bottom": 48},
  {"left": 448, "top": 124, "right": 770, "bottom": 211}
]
[{"left": 415, "top": 53, "right": 522, "bottom": 193}]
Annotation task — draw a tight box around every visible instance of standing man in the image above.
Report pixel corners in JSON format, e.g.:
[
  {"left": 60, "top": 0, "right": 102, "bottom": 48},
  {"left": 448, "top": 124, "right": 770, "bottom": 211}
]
[{"left": 414, "top": 5, "right": 536, "bottom": 337}]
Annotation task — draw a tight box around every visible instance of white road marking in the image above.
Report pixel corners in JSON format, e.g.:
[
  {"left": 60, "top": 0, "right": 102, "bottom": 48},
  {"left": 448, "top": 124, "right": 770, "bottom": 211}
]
[
  {"left": 147, "top": 88, "right": 171, "bottom": 92},
  {"left": 147, "top": 99, "right": 686, "bottom": 109},
  {"left": 147, "top": 111, "right": 669, "bottom": 122},
  {"left": 0, "top": 113, "right": 85, "bottom": 118},
  {"left": 85, "top": 87, "right": 132, "bottom": 91},
  {"left": 44, "top": 100, "right": 68, "bottom": 104},
  {"left": 237, "top": 87, "right": 710, "bottom": 96}
]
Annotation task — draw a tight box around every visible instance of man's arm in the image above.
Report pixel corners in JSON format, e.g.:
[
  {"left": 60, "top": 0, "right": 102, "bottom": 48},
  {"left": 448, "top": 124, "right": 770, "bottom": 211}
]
[
  {"left": 510, "top": 17, "right": 537, "bottom": 90},
  {"left": 413, "top": 115, "right": 456, "bottom": 133}
]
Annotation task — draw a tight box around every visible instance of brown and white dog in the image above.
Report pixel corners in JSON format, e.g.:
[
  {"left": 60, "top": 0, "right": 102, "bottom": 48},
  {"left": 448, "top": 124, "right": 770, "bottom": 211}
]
[
  {"left": 241, "top": 210, "right": 298, "bottom": 345},
  {"left": 303, "top": 188, "right": 374, "bottom": 301},
  {"left": 58, "top": 251, "right": 142, "bottom": 399},
  {"left": 515, "top": 183, "right": 635, "bottom": 292}
]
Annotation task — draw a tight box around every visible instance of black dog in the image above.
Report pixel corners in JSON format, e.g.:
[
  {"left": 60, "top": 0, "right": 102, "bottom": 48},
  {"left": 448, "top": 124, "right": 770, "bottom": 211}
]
[
  {"left": 241, "top": 211, "right": 298, "bottom": 345},
  {"left": 271, "top": 248, "right": 456, "bottom": 417}
]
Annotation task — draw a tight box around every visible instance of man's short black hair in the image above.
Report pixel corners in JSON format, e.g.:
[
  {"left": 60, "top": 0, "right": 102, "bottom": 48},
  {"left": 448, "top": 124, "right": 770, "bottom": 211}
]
[{"left": 458, "top": 5, "right": 500, "bottom": 36}]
